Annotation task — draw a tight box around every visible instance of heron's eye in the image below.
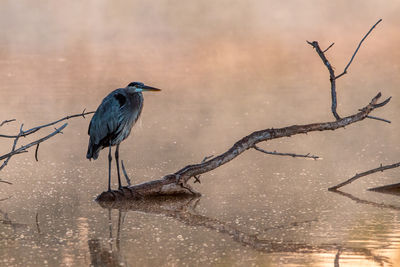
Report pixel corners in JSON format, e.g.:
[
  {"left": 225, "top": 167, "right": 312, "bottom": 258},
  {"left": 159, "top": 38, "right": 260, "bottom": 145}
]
[{"left": 114, "top": 93, "right": 126, "bottom": 107}]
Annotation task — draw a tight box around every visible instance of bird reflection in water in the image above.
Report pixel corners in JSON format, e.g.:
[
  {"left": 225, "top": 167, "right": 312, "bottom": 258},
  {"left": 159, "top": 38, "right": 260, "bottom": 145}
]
[
  {"left": 88, "top": 208, "right": 127, "bottom": 267},
  {"left": 95, "top": 195, "right": 392, "bottom": 266}
]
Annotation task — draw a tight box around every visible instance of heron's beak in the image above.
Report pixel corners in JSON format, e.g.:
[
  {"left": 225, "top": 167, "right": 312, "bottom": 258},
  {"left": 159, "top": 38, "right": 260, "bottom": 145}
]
[{"left": 137, "top": 85, "right": 161, "bottom": 92}]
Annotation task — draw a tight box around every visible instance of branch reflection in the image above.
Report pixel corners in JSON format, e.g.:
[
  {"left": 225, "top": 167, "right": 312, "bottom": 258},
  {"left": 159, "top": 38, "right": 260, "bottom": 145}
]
[
  {"left": 332, "top": 190, "right": 400, "bottom": 211},
  {"left": 96, "top": 196, "right": 391, "bottom": 266}
]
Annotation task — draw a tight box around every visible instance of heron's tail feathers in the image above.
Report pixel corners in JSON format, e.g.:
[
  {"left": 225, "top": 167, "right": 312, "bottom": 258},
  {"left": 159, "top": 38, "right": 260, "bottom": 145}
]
[{"left": 86, "top": 142, "right": 101, "bottom": 160}]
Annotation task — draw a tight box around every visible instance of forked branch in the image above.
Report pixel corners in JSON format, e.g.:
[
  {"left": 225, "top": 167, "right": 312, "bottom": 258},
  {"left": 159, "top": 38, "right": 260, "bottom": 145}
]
[
  {"left": 0, "top": 123, "right": 68, "bottom": 162},
  {"left": 0, "top": 110, "right": 94, "bottom": 174},
  {"left": 307, "top": 19, "right": 382, "bottom": 120}
]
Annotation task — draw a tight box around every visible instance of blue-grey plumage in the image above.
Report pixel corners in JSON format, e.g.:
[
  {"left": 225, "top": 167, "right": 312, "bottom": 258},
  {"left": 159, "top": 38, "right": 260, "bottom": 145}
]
[
  {"left": 87, "top": 82, "right": 160, "bottom": 191},
  {"left": 86, "top": 88, "right": 143, "bottom": 160}
]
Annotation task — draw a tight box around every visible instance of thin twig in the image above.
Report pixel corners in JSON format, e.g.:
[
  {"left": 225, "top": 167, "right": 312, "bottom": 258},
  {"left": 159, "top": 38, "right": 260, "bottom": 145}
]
[
  {"left": 35, "top": 143, "right": 40, "bottom": 162},
  {"left": 0, "top": 123, "right": 68, "bottom": 161},
  {"left": 373, "top": 96, "right": 391, "bottom": 108},
  {"left": 335, "top": 19, "right": 382, "bottom": 79},
  {"left": 323, "top": 42, "right": 335, "bottom": 53},
  {"left": 0, "top": 119, "right": 15, "bottom": 127},
  {"left": 366, "top": 115, "right": 391, "bottom": 124},
  {"left": 0, "top": 180, "right": 12, "bottom": 185},
  {"left": 253, "top": 145, "right": 319, "bottom": 160},
  {"left": 0, "top": 110, "right": 94, "bottom": 138},
  {"left": 121, "top": 160, "right": 131, "bottom": 186},
  {"left": 329, "top": 161, "right": 400, "bottom": 191},
  {"left": 179, "top": 182, "right": 201, "bottom": 196}
]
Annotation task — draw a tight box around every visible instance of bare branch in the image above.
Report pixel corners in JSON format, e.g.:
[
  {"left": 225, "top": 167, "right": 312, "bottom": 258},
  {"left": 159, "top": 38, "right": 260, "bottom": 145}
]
[
  {"left": 253, "top": 145, "right": 319, "bottom": 160},
  {"left": 329, "top": 161, "right": 400, "bottom": 191},
  {"left": 0, "top": 123, "right": 67, "bottom": 162},
  {"left": 0, "top": 119, "right": 15, "bottom": 127},
  {"left": 0, "top": 110, "right": 94, "bottom": 139},
  {"left": 335, "top": 19, "right": 382, "bottom": 79},
  {"left": 307, "top": 19, "right": 383, "bottom": 120}
]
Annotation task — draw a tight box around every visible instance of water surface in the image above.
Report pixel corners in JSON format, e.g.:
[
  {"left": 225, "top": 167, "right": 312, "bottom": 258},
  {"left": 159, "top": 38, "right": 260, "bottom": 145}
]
[{"left": 1, "top": 1, "right": 400, "bottom": 266}]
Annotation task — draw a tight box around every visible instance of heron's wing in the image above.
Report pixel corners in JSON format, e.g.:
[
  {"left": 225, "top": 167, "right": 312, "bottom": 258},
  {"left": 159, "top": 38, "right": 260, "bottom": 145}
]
[{"left": 88, "top": 90, "right": 129, "bottom": 146}]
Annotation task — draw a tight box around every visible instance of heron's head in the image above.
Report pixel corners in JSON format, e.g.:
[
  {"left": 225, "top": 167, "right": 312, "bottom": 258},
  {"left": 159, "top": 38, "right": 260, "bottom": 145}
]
[{"left": 126, "top": 82, "right": 161, "bottom": 94}]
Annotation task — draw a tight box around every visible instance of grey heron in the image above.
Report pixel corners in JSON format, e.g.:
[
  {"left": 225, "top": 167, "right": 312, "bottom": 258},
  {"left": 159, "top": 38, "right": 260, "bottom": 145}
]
[{"left": 87, "top": 82, "right": 161, "bottom": 192}]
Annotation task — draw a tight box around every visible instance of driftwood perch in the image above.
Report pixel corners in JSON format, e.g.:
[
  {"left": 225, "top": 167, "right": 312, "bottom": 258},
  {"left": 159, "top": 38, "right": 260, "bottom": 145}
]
[
  {"left": 97, "top": 19, "right": 391, "bottom": 202},
  {"left": 97, "top": 92, "right": 390, "bottom": 201}
]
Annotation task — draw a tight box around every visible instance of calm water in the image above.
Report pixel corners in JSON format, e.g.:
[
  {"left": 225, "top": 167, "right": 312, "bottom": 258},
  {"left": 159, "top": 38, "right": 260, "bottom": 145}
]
[{"left": 1, "top": 1, "right": 400, "bottom": 266}]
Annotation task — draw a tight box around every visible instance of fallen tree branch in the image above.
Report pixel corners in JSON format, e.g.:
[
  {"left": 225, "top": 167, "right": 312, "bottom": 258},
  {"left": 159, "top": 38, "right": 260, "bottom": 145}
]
[
  {"left": 253, "top": 145, "right": 319, "bottom": 160},
  {"left": 329, "top": 161, "right": 400, "bottom": 191},
  {"left": 97, "top": 92, "right": 390, "bottom": 201}
]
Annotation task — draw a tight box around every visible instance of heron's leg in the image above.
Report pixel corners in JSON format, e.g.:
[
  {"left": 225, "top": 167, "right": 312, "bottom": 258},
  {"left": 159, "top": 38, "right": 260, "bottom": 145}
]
[
  {"left": 108, "top": 144, "right": 112, "bottom": 192},
  {"left": 115, "top": 144, "right": 122, "bottom": 190}
]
